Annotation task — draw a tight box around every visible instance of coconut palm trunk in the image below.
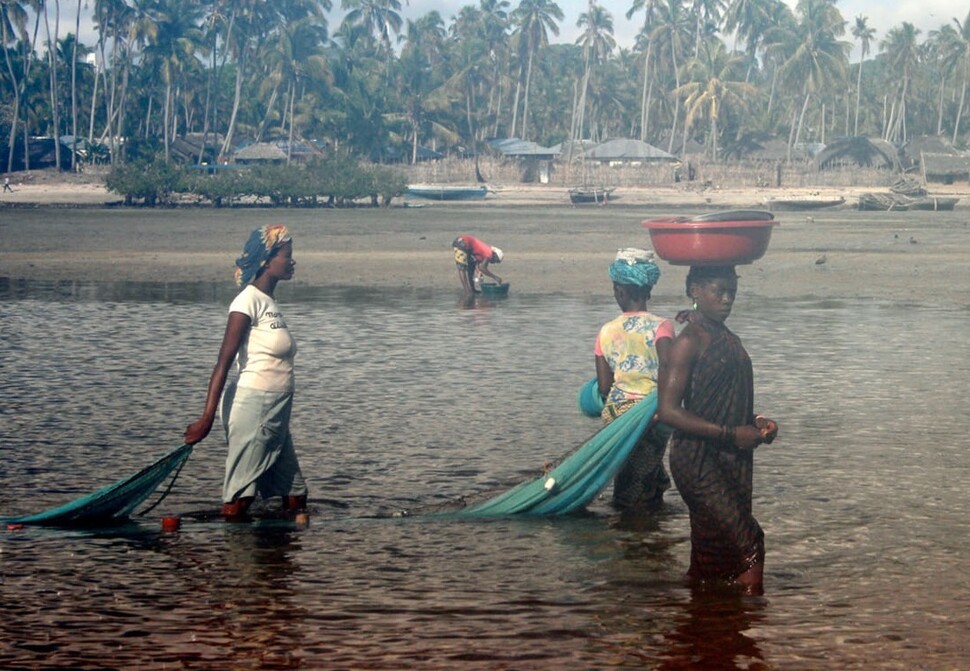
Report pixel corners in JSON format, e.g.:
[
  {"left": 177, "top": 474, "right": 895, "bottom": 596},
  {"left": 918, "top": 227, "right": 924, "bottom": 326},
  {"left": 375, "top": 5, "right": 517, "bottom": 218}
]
[{"left": 44, "top": 0, "right": 62, "bottom": 170}]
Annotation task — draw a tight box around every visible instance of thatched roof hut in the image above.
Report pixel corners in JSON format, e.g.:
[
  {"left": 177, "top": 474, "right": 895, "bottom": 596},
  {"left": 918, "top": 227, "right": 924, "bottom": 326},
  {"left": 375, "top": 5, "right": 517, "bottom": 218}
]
[
  {"left": 816, "top": 137, "right": 900, "bottom": 170},
  {"left": 919, "top": 152, "right": 970, "bottom": 184},
  {"left": 170, "top": 133, "right": 227, "bottom": 164},
  {"left": 234, "top": 142, "right": 287, "bottom": 164}
]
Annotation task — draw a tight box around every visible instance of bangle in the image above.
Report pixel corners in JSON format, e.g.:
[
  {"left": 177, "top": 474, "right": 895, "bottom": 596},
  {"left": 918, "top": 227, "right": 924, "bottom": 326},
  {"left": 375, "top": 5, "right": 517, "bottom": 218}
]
[{"left": 718, "top": 425, "right": 735, "bottom": 443}]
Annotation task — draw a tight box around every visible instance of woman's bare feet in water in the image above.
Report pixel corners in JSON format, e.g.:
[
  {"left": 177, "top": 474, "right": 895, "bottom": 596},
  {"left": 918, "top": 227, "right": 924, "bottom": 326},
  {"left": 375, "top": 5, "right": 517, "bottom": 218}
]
[{"left": 221, "top": 497, "right": 254, "bottom": 521}]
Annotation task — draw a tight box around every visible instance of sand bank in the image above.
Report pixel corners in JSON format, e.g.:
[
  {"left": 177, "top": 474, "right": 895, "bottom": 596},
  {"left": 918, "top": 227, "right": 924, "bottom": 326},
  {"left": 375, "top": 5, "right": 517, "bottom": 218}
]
[{"left": 2, "top": 171, "right": 968, "bottom": 309}]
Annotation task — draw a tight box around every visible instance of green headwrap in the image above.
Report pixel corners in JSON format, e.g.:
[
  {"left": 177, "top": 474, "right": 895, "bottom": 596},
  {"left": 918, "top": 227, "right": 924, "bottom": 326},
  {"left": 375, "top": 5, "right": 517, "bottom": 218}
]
[{"left": 608, "top": 248, "right": 661, "bottom": 287}]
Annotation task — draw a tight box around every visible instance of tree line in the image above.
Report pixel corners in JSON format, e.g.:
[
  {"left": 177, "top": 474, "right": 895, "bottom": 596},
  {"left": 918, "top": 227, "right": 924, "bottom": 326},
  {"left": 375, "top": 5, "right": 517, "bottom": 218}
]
[{"left": 3, "top": 0, "right": 970, "bottom": 175}]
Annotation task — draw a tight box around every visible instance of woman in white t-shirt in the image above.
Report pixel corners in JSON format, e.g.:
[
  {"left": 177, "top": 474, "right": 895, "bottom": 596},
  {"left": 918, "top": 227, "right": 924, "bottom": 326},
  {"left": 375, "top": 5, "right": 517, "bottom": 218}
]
[{"left": 185, "top": 224, "right": 308, "bottom": 520}]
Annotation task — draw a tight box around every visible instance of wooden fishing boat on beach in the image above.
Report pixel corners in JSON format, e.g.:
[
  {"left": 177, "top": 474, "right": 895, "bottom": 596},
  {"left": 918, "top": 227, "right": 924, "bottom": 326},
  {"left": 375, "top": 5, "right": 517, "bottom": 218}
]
[
  {"left": 764, "top": 196, "right": 845, "bottom": 211},
  {"left": 857, "top": 192, "right": 960, "bottom": 211},
  {"left": 906, "top": 195, "right": 960, "bottom": 211},
  {"left": 406, "top": 184, "right": 488, "bottom": 201},
  {"left": 568, "top": 186, "right": 615, "bottom": 205}
]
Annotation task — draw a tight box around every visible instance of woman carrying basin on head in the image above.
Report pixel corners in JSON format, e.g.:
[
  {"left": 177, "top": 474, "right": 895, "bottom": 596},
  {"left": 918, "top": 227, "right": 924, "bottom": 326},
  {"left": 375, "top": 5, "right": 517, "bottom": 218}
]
[{"left": 657, "top": 265, "right": 778, "bottom": 594}]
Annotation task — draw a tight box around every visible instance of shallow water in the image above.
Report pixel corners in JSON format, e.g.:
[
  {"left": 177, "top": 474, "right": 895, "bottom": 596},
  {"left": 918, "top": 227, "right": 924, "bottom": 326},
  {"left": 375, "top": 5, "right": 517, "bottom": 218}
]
[{"left": 1, "top": 278, "right": 968, "bottom": 669}]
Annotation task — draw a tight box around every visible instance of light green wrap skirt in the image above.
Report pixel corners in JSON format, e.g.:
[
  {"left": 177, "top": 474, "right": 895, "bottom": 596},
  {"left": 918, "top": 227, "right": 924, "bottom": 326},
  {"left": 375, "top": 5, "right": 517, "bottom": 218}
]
[{"left": 221, "top": 384, "right": 308, "bottom": 504}]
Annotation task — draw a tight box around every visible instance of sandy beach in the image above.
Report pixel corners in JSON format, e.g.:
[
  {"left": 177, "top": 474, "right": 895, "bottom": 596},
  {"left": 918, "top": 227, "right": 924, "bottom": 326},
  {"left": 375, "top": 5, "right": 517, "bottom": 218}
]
[
  {"left": 2, "top": 169, "right": 969, "bottom": 308},
  {"left": 0, "top": 165, "right": 945, "bottom": 209}
]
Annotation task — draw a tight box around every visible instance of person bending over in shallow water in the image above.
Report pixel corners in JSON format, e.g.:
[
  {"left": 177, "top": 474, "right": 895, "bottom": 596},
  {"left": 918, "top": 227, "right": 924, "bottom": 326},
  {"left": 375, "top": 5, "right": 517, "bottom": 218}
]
[
  {"left": 657, "top": 265, "right": 778, "bottom": 594},
  {"left": 595, "top": 248, "right": 674, "bottom": 513},
  {"left": 452, "top": 234, "right": 503, "bottom": 293},
  {"left": 184, "top": 224, "right": 309, "bottom": 521}
]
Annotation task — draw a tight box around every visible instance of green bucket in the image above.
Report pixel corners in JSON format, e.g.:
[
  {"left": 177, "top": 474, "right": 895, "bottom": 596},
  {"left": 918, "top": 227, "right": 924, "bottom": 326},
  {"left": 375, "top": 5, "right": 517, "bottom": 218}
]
[{"left": 480, "top": 282, "right": 510, "bottom": 297}]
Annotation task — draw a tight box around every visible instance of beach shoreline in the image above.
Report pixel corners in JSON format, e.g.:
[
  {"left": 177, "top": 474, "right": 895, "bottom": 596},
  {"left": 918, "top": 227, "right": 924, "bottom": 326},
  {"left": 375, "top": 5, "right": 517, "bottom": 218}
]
[{"left": 5, "top": 166, "right": 969, "bottom": 209}]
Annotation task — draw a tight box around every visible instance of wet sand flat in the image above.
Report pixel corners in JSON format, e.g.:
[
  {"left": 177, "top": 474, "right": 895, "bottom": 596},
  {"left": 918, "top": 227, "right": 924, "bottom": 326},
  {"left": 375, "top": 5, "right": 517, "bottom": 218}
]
[{"left": 2, "top": 191, "right": 968, "bottom": 308}]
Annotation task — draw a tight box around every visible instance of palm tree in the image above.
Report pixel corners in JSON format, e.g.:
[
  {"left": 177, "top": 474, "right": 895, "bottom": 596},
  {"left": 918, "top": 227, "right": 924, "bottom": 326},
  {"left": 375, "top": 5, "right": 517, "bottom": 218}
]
[
  {"left": 255, "top": 7, "right": 329, "bottom": 159},
  {"left": 851, "top": 15, "right": 876, "bottom": 136},
  {"left": 219, "top": 0, "right": 283, "bottom": 161},
  {"left": 476, "top": 0, "right": 511, "bottom": 138},
  {"left": 91, "top": 0, "right": 135, "bottom": 163},
  {"left": 675, "top": 39, "right": 755, "bottom": 160},
  {"left": 196, "top": 0, "right": 235, "bottom": 163},
  {"left": 328, "top": 21, "right": 391, "bottom": 158},
  {"left": 648, "top": 0, "right": 692, "bottom": 154},
  {"left": 573, "top": 1, "right": 615, "bottom": 146},
  {"left": 438, "top": 22, "right": 490, "bottom": 158},
  {"left": 689, "top": 0, "right": 724, "bottom": 59},
  {"left": 249, "top": 1, "right": 328, "bottom": 142},
  {"left": 340, "top": 0, "right": 402, "bottom": 58},
  {"left": 944, "top": 11, "right": 970, "bottom": 144},
  {"left": 130, "top": 0, "right": 205, "bottom": 159},
  {"left": 510, "top": 0, "right": 563, "bottom": 140},
  {"left": 42, "top": 0, "right": 64, "bottom": 170},
  {"left": 721, "top": 0, "right": 776, "bottom": 83},
  {"left": 627, "top": 0, "right": 659, "bottom": 141},
  {"left": 445, "top": 1, "right": 510, "bottom": 152},
  {"left": 925, "top": 23, "right": 955, "bottom": 137},
  {"left": 1, "top": 0, "right": 30, "bottom": 172},
  {"left": 880, "top": 22, "right": 920, "bottom": 144},
  {"left": 722, "top": 0, "right": 769, "bottom": 50},
  {"left": 771, "top": 0, "right": 849, "bottom": 159},
  {"left": 758, "top": 0, "right": 796, "bottom": 123},
  {"left": 57, "top": 29, "right": 92, "bottom": 168},
  {"left": 70, "top": 0, "right": 81, "bottom": 170},
  {"left": 391, "top": 10, "right": 449, "bottom": 162}
]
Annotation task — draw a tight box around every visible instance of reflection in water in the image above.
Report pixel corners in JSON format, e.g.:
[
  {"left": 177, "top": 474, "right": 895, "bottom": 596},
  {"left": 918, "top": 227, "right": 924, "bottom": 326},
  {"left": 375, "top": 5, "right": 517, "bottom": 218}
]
[
  {"left": 456, "top": 292, "right": 508, "bottom": 310},
  {"left": 215, "top": 527, "right": 304, "bottom": 669},
  {"left": 2, "top": 280, "right": 969, "bottom": 669},
  {"left": 656, "top": 587, "right": 768, "bottom": 671}
]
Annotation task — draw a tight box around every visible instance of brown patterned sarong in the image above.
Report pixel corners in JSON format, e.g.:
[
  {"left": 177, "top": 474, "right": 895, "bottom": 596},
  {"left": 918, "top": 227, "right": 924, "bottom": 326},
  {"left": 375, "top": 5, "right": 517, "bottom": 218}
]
[{"left": 668, "top": 316, "right": 764, "bottom": 582}]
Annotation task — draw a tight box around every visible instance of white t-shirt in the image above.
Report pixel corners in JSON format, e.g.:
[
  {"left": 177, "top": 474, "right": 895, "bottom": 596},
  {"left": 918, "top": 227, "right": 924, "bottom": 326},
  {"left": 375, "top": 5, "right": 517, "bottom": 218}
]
[{"left": 229, "top": 284, "right": 296, "bottom": 392}]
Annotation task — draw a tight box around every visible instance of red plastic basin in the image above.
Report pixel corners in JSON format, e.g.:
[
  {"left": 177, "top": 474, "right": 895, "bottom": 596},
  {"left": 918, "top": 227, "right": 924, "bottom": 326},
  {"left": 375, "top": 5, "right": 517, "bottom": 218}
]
[{"left": 642, "top": 214, "right": 778, "bottom": 266}]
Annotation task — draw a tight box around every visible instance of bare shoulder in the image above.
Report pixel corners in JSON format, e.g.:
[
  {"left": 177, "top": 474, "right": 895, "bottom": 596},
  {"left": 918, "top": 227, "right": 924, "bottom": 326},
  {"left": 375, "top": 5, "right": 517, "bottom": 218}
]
[{"left": 671, "top": 322, "right": 708, "bottom": 359}]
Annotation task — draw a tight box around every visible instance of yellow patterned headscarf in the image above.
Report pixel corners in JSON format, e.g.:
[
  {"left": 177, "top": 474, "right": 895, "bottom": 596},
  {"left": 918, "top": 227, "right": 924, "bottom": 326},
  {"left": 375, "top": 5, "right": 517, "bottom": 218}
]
[{"left": 234, "top": 224, "right": 291, "bottom": 286}]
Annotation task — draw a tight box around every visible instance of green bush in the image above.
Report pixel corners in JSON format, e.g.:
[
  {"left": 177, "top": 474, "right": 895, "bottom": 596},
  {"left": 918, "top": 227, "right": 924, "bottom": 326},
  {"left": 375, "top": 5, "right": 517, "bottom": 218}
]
[
  {"left": 105, "top": 151, "right": 408, "bottom": 207},
  {"left": 105, "top": 156, "right": 184, "bottom": 206}
]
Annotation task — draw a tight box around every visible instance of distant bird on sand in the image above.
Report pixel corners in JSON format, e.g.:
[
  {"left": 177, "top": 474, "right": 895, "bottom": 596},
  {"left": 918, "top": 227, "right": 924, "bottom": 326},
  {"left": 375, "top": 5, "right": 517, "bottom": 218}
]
[
  {"left": 909, "top": 236, "right": 918, "bottom": 244},
  {"left": 815, "top": 255, "right": 827, "bottom": 265}
]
